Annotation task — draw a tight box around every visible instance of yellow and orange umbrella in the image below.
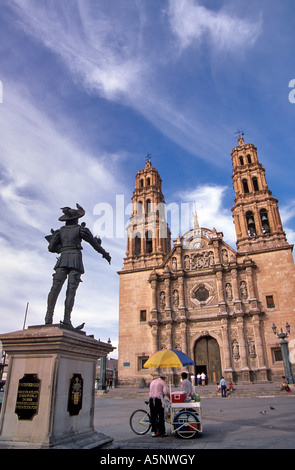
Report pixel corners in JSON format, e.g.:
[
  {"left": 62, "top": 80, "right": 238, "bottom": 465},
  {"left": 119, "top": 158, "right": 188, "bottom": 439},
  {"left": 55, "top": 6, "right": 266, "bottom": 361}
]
[{"left": 144, "top": 349, "right": 194, "bottom": 369}]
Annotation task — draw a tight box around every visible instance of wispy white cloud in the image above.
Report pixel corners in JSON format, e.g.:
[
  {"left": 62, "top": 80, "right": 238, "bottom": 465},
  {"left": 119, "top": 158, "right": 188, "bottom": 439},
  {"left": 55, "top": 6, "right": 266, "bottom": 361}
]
[
  {"left": 0, "top": 80, "right": 124, "bottom": 340},
  {"left": 0, "top": 81, "right": 122, "bottom": 234},
  {"left": 177, "top": 184, "right": 236, "bottom": 247},
  {"left": 279, "top": 200, "right": 295, "bottom": 247},
  {"left": 10, "top": 0, "right": 146, "bottom": 101},
  {"left": 7, "top": 0, "right": 260, "bottom": 165},
  {"left": 168, "top": 0, "right": 262, "bottom": 52}
]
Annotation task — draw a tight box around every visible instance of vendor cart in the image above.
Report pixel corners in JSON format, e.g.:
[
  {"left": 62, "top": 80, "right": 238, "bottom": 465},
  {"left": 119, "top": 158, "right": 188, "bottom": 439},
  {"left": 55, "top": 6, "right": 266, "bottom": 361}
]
[
  {"left": 169, "top": 400, "right": 202, "bottom": 438},
  {"left": 130, "top": 397, "right": 202, "bottom": 439}
]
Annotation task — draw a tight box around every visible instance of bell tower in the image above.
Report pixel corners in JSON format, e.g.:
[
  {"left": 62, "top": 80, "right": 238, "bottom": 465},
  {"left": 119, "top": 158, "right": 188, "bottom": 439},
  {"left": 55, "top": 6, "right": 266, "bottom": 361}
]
[
  {"left": 123, "top": 158, "right": 171, "bottom": 269},
  {"left": 231, "top": 135, "right": 288, "bottom": 254}
]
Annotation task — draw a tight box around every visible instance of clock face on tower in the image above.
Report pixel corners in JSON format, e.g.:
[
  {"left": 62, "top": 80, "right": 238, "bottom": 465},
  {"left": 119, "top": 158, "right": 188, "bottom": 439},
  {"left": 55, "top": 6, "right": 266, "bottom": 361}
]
[
  {"left": 192, "top": 232, "right": 202, "bottom": 249},
  {"left": 193, "top": 240, "right": 202, "bottom": 249}
]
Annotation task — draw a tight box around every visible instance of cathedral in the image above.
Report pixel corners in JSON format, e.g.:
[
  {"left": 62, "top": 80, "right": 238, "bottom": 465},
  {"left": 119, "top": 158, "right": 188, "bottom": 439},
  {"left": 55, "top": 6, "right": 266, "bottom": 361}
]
[{"left": 118, "top": 136, "right": 295, "bottom": 385}]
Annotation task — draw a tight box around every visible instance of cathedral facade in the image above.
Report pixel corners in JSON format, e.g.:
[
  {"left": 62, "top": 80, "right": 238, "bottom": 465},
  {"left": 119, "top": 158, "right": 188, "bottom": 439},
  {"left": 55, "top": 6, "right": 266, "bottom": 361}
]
[{"left": 118, "top": 137, "right": 295, "bottom": 385}]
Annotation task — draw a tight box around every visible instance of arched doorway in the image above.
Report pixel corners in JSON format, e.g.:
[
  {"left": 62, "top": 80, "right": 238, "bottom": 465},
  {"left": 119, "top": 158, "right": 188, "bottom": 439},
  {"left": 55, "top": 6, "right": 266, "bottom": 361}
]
[{"left": 194, "top": 336, "right": 222, "bottom": 384}]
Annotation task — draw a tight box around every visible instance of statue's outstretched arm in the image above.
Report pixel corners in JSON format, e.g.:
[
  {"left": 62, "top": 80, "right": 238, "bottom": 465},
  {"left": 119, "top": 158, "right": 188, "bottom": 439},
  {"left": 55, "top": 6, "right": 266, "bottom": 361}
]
[{"left": 80, "top": 226, "right": 111, "bottom": 264}]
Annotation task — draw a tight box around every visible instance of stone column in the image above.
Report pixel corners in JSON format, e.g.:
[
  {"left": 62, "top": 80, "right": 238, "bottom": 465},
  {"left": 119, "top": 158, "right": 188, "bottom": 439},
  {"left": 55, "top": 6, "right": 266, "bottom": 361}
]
[
  {"left": 165, "top": 323, "right": 173, "bottom": 350},
  {"left": 179, "top": 322, "right": 188, "bottom": 355},
  {"left": 236, "top": 316, "right": 250, "bottom": 382},
  {"left": 177, "top": 272, "right": 187, "bottom": 321},
  {"left": 245, "top": 266, "right": 256, "bottom": 299},
  {"left": 231, "top": 267, "right": 243, "bottom": 313},
  {"left": 149, "top": 272, "right": 158, "bottom": 321},
  {"left": 216, "top": 270, "right": 227, "bottom": 314},
  {"left": 220, "top": 318, "right": 233, "bottom": 376},
  {"left": 245, "top": 265, "right": 259, "bottom": 313},
  {"left": 252, "top": 315, "right": 268, "bottom": 382},
  {"left": 151, "top": 324, "right": 159, "bottom": 354},
  {"left": 164, "top": 273, "right": 172, "bottom": 320}
]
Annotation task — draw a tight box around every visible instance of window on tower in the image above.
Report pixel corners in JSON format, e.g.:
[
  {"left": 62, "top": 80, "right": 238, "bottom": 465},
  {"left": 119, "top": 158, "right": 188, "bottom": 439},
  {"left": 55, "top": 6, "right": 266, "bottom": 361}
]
[
  {"left": 140, "top": 309, "right": 147, "bottom": 322},
  {"left": 239, "top": 156, "right": 244, "bottom": 165},
  {"left": 266, "top": 295, "right": 275, "bottom": 308},
  {"left": 260, "top": 209, "right": 270, "bottom": 234},
  {"left": 136, "top": 201, "right": 143, "bottom": 215},
  {"left": 146, "top": 230, "right": 153, "bottom": 253},
  {"left": 252, "top": 177, "right": 259, "bottom": 191},
  {"left": 134, "top": 235, "right": 141, "bottom": 255},
  {"left": 242, "top": 179, "right": 249, "bottom": 193},
  {"left": 247, "top": 154, "right": 252, "bottom": 163},
  {"left": 246, "top": 211, "right": 257, "bottom": 237}
]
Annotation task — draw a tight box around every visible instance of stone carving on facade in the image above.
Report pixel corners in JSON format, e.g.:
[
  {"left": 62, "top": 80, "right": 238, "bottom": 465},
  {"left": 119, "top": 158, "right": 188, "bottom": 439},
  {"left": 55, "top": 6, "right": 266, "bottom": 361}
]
[
  {"left": 159, "top": 291, "right": 166, "bottom": 310},
  {"left": 184, "top": 255, "right": 190, "bottom": 270},
  {"left": 222, "top": 249, "right": 229, "bottom": 264},
  {"left": 184, "top": 250, "right": 215, "bottom": 271},
  {"left": 191, "top": 282, "right": 214, "bottom": 307},
  {"left": 240, "top": 281, "right": 248, "bottom": 300},
  {"left": 172, "top": 257, "right": 177, "bottom": 270},
  {"left": 232, "top": 339, "right": 240, "bottom": 359},
  {"left": 225, "top": 283, "right": 233, "bottom": 301},
  {"left": 172, "top": 289, "right": 179, "bottom": 307},
  {"left": 248, "top": 339, "right": 256, "bottom": 357}
]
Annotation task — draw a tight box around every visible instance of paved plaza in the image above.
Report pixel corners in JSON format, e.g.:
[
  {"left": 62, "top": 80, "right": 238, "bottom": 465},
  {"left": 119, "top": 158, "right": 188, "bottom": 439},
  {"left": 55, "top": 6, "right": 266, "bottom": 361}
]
[{"left": 94, "top": 385, "right": 295, "bottom": 450}]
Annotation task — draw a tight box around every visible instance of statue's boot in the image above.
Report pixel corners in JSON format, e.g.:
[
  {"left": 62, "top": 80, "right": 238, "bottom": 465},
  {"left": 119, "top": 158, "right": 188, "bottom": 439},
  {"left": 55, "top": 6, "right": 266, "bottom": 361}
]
[
  {"left": 63, "top": 270, "right": 81, "bottom": 328},
  {"left": 45, "top": 269, "right": 68, "bottom": 324}
]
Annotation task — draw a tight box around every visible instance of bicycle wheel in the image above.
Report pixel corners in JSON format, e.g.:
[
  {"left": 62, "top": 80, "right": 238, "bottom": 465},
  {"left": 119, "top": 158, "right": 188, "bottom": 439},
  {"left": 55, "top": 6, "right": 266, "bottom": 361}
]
[
  {"left": 129, "top": 409, "right": 151, "bottom": 435},
  {"left": 172, "top": 410, "right": 200, "bottom": 439}
]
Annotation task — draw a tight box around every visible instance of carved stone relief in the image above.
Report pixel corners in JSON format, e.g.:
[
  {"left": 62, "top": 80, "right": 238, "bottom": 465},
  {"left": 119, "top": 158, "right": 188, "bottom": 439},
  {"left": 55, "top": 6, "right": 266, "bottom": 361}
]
[
  {"left": 190, "top": 282, "right": 214, "bottom": 307},
  {"left": 184, "top": 251, "right": 215, "bottom": 271}
]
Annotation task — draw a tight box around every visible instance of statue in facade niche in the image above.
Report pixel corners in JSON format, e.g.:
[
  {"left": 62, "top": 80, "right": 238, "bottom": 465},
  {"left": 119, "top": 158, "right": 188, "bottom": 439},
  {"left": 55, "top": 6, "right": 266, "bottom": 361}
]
[
  {"left": 173, "top": 290, "right": 179, "bottom": 307},
  {"left": 159, "top": 291, "right": 166, "bottom": 310},
  {"left": 45, "top": 204, "right": 111, "bottom": 328}
]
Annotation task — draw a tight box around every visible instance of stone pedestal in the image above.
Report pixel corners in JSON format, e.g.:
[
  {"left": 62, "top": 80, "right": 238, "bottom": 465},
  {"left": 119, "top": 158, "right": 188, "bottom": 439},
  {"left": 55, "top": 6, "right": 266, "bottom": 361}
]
[{"left": 0, "top": 325, "right": 115, "bottom": 448}]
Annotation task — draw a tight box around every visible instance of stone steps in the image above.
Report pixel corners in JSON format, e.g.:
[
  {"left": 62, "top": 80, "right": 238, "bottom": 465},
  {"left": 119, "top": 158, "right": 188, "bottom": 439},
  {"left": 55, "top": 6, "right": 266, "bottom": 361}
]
[{"left": 97, "top": 382, "right": 294, "bottom": 400}]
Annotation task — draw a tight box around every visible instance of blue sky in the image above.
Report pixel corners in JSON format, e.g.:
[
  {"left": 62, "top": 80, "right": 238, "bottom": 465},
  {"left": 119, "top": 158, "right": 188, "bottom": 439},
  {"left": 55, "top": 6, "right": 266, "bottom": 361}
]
[{"left": 1, "top": 0, "right": 295, "bottom": 357}]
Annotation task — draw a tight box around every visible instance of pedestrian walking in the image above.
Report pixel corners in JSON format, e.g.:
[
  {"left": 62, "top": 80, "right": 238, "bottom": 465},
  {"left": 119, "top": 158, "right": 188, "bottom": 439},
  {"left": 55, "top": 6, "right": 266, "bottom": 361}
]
[
  {"left": 201, "top": 372, "right": 206, "bottom": 386},
  {"left": 220, "top": 376, "right": 227, "bottom": 397}
]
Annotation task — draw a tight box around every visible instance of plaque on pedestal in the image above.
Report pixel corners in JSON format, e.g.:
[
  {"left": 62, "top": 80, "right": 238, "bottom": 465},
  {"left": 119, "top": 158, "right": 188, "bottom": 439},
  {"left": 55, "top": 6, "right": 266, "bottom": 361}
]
[
  {"left": 15, "top": 374, "right": 41, "bottom": 421},
  {"left": 67, "top": 373, "right": 83, "bottom": 416}
]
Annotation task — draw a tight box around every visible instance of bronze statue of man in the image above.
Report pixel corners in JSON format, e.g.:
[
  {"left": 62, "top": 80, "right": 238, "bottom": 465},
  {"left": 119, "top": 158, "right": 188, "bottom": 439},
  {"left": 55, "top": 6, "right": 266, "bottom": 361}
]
[{"left": 45, "top": 204, "right": 111, "bottom": 328}]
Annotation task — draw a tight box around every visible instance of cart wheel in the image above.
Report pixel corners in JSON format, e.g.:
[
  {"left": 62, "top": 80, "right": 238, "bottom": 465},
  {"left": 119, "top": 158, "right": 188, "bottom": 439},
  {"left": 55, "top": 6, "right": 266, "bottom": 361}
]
[
  {"left": 172, "top": 410, "right": 200, "bottom": 439},
  {"left": 129, "top": 409, "right": 151, "bottom": 435}
]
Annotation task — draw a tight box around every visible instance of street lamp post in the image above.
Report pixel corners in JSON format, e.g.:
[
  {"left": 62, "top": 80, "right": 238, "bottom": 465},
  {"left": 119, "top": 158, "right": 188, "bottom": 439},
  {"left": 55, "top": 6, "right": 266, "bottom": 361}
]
[{"left": 272, "top": 322, "right": 295, "bottom": 384}]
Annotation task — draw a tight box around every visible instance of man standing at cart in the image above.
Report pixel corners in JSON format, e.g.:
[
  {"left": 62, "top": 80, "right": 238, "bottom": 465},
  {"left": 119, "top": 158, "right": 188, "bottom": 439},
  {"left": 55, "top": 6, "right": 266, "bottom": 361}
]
[
  {"left": 149, "top": 373, "right": 170, "bottom": 437},
  {"left": 181, "top": 372, "right": 193, "bottom": 400}
]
